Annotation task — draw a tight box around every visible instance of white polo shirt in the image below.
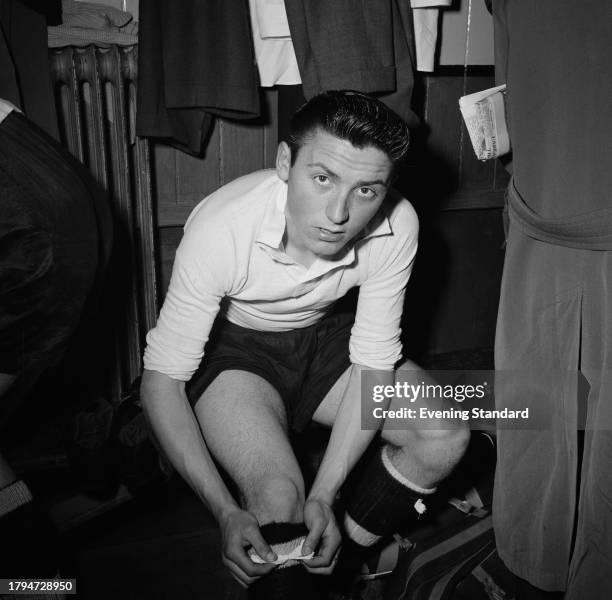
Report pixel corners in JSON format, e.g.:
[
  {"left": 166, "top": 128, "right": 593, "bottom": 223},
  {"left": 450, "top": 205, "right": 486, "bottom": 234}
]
[{"left": 143, "top": 170, "right": 418, "bottom": 381}]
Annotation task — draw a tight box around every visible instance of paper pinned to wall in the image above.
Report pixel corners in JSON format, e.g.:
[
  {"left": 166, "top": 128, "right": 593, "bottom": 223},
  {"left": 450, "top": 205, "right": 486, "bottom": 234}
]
[{"left": 459, "top": 84, "right": 510, "bottom": 161}]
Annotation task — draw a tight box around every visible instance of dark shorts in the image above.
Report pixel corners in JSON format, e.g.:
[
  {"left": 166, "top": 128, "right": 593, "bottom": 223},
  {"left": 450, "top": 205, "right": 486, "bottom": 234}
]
[{"left": 185, "top": 310, "right": 354, "bottom": 432}]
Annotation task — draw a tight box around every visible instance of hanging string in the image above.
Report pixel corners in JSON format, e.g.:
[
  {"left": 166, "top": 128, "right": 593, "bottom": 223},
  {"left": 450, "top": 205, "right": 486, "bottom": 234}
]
[{"left": 458, "top": 0, "right": 473, "bottom": 181}]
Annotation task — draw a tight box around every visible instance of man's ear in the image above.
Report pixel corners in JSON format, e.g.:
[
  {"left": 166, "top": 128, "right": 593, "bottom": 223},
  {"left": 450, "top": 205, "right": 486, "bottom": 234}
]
[{"left": 276, "top": 141, "right": 291, "bottom": 182}]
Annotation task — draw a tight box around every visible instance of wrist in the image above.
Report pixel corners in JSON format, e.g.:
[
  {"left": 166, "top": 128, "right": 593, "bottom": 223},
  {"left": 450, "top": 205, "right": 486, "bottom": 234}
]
[
  {"left": 211, "top": 500, "right": 240, "bottom": 524},
  {"left": 307, "top": 488, "right": 336, "bottom": 507}
]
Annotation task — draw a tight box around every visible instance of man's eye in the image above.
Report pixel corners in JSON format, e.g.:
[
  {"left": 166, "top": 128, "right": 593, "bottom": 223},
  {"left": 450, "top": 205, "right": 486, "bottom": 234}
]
[
  {"left": 357, "top": 187, "right": 376, "bottom": 199},
  {"left": 314, "top": 175, "right": 330, "bottom": 185}
]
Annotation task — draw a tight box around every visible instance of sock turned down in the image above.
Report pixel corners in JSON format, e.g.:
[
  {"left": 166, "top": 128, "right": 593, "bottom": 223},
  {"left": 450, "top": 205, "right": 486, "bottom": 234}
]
[
  {"left": 249, "top": 522, "right": 326, "bottom": 600},
  {"left": 343, "top": 445, "right": 436, "bottom": 550}
]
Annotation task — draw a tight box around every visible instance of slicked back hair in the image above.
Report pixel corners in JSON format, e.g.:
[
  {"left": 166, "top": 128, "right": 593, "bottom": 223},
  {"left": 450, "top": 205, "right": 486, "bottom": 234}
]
[{"left": 287, "top": 91, "right": 410, "bottom": 170}]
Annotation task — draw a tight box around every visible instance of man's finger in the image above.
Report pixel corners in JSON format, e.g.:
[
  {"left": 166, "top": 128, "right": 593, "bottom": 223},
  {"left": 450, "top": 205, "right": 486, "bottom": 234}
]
[
  {"left": 228, "top": 569, "right": 248, "bottom": 589},
  {"left": 304, "top": 562, "right": 336, "bottom": 575},
  {"left": 304, "top": 551, "right": 336, "bottom": 569},
  {"left": 306, "top": 543, "right": 341, "bottom": 574},
  {"left": 302, "top": 516, "right": 325, "bottom": 555},
  {"left": 317, "top": 525, "right": 342, "bottom": 563},
  {"left": 225, "top": 544, "right": 276, "bottom": 577},
  {"left": 244, "top": 524, "right": 277, "bottom": 563},
  {"left": 304, "top": 526, "right": 341, "bottom": 571},
  {"left": 304, "top": 549, "right": 339, "bottom": 575},
  {"left": 222, "top": 555, "right": 257, "bottom": 588}
]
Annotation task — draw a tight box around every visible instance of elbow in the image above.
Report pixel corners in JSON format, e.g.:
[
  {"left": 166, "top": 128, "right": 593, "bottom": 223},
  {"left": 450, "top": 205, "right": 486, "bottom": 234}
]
[
  {"left": 140, "top": 369, "right": 158, "bottom": 409},
  {"left": 140, "top": 369, "right": 186, "bottom": 410}
]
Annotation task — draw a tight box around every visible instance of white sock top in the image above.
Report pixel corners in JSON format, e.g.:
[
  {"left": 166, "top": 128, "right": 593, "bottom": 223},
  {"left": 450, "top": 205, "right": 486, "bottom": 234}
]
[{"left": 248, "top": 535, "right": 314, "bottom": 565}]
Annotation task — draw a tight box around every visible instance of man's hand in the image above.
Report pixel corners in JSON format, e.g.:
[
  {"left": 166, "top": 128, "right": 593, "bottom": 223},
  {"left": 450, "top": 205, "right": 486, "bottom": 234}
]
[
  {"left": 302, "top": 497, "right": 342, "bottom": 575},
  {"left": 219, "top": 508, "right": 277, "bottom": 588}
]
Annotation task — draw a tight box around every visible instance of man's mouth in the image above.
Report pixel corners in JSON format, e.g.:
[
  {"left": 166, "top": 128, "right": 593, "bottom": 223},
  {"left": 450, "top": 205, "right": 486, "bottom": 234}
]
[{"left": 317, "top": 227, "right": 345, "bottom": 241}]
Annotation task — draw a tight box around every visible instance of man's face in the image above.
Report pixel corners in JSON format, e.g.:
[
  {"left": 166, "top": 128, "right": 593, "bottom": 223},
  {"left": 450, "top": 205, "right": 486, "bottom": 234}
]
[{"left": 276, "top": 129, "right": 393, "bottom": 265}]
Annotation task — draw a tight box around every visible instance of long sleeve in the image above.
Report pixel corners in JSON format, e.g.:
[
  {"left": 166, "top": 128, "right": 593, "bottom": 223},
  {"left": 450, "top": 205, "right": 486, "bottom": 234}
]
[{"left": 143, "top": 226, "right": 232, "bottom": 381}]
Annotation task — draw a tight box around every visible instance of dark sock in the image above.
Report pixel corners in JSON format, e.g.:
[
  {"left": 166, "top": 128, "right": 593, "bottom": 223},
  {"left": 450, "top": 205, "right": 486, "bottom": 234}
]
[
  {"left": 253, "top": 522, "right": 309, "bottom": 557},
  {"left": 249, "top": 522, "right": 325, "bottom": 600},
  {"left": 344, "top": 446, "right": 435, "bottom": 550}
]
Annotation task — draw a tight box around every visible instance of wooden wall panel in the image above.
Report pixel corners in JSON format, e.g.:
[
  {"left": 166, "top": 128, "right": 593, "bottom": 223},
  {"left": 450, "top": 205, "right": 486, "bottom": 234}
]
[
  {"left": 176, "top": 121, "right": 221, "bottom": 214},
  {"left": 158, "top": 227, "right": 184, "bottom": 297},
  {"left": 418, "top": 68, "right": 509, "bottom": 210},
  {"left": 263, "top": 90, "right": 280, "bottom": 168},
  {"left": 219, "top": 120, "right": 265, "bottom": 186},
  {"left": 151, "top": 144, "right": 177, "bottom": 224},
  {"left": 419, "top": 74, "right": 464, "bottom": 191}
]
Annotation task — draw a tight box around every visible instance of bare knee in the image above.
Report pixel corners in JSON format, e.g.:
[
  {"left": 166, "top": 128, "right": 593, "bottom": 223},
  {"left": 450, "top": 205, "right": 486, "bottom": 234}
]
[
  {"left": 428, "top": 423, "right": 470, "bottom": 460},
  {"left": 383, "top": 421, "right": 470, "bottom": 466},
  {"left": 245, "top": 476, "right": 305, "bottom": 524},
  {"left": 384, "top": 419, "right": 470, "bottom": 450}
]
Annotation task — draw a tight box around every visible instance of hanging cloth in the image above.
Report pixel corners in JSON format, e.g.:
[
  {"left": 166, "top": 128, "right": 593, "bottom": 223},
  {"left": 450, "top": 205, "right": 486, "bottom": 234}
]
[
  {"left": 284, "top": 0, "right": 419, "bottom": 127},
  {"left": 0, "top": 0, "right": 61, "bottom": 139},
  {"left": 248, "top": 0, "right": 301, "bottom": 87},
  {"left": 411, "top": 0, "right": 452, "bottom": 72},
  {"left": 136, "top": 0, "right": 260, "bottom": 156}
]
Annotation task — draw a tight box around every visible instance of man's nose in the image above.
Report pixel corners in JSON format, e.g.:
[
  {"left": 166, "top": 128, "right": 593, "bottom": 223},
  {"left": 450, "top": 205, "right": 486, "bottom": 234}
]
[{"left": 325, "top": 192, "right": 350, "bottom": 224}]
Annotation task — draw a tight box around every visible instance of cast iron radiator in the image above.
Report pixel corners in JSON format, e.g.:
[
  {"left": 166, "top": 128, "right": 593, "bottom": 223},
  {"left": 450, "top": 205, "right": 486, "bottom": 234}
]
[{"left": 48, "top": 45, "right": 157, "bottom": 402}]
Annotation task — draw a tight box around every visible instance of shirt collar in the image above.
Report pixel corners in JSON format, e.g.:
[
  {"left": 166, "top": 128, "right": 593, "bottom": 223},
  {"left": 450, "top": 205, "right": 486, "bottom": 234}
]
[
  {"left": 360, "top": 206, "right": 393, "bottom": 240},
  {"left": 255, "top": 177, "right": 288, "bottom": 250}
]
